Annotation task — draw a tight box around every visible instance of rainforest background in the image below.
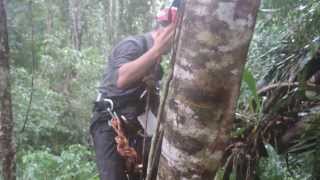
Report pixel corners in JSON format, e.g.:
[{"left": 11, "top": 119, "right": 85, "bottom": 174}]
[{"left": 2, "top": 0, "right": 320, "bottom": 179}]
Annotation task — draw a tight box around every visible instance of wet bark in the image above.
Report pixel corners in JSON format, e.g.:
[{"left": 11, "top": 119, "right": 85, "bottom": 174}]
[
  {"left": 157, "top": 0, "right": 260, "bottom": 179},
  {"left": 0, "top": 0, "right": 16, "bottom": 179}
]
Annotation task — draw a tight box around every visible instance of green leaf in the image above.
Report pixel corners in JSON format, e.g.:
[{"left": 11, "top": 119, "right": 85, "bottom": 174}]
[{"left": 243, "top": 68, "right": 258, "bottom": 98}]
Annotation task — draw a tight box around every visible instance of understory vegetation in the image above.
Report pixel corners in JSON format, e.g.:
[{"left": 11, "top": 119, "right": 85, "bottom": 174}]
[{"left": 6, "top": 0, "right": 320, "bottom": 179}]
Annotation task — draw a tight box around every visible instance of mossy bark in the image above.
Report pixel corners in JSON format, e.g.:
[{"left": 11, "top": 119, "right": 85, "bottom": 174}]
[{"left": 157, "top": 0, "right": 260, "bottom": 179}]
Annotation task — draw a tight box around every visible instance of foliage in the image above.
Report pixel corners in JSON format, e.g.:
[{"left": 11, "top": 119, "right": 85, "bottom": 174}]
[
  {"left": 11, "top": 36, "right": 104, "bottom": 151},
  {"left": 234, "top": 0, "right": 320, "bottom": 179},
  {"left": 247, "top": 0, "right": 320, "bottom": 83},
  {"left": 285, "top": 114, "right": 320, "bottom": 180},
  {"left": 258, "top": 144, "right": 301, "bottom": 180},
  {"left": 240, "top": 68, "right": 262, "bottom": 114},
  {"left": 5, "top": 0, "right": 320, "bottom": 179},
  {"left": 18, "top": 144, "right": 98, "bottom": 180},
  {"left": 7, "top": 0, "right": 154, "bottom": 178}
]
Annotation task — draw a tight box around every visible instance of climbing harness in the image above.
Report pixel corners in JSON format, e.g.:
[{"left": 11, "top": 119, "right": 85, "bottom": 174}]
[{"left": 100, "top": 97, "right": 143, "bottom": 174}]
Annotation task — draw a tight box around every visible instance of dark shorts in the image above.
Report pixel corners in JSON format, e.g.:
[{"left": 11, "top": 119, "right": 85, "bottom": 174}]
[{"left": 90, "top": 111, "right": 144, "bottom": 180}]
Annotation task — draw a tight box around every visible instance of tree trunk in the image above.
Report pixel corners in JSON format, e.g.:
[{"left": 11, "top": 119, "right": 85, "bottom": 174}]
[
  {"left": 112, "top": 0, "right": 119, "bottom": 42},
  {"left": 106, "top": 0, "right": 114, "bottom": 45},
  {"left": 46, "top": 3, "right": 53, "bottom": 35},
  {"left": 157, "top": 0, "right": 260, "bottom": 179},
  {"left": 0, "top": 0, "right": 16, "bottom": 179},
  {"left": 101, "top": 0, "right": 110, "bottom": 57},
  {"left": 69, "top": 0, "right": 82, "bottom": 50}
]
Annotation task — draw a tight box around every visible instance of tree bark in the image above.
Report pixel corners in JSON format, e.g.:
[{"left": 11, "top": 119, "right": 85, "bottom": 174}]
[
  {"left": 157, "top": 0, "right": 260, "bottom": 179},
  {"left": 104, "top": 0, "right": 114, "bottom": 45},
  {"left": 69, "top": 0, "right": 82, "bottom": 50},
  {"left": 112, "top": 0, "right": 119, "bottom": 42},
  {"left": 46, "top": 3, "right": 53, "bottom": 35},
  {"left": 0, "top": 0, "right": 16, "bottom": 179}
]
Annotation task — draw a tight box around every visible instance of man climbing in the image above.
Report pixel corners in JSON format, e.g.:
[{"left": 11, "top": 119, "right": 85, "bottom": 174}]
[{"left": 90, "top": 1, "right": 181, "bottom": 180}]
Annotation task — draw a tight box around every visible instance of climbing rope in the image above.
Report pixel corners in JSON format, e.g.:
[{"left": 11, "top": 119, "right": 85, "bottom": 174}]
[
  {"left": 145, "top": 1, "right": 186, "bottom": 179},
  {"left": 111, "top": 116, "right": 142, "bottom": 173}
]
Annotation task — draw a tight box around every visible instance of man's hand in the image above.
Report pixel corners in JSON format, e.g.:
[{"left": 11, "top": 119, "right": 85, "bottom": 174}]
[
  {"left": 151, "top": 23, "right": 177, "bottom": 57},
  {"left": 116, "top": 23, "right": 177, "bottom": 90}
]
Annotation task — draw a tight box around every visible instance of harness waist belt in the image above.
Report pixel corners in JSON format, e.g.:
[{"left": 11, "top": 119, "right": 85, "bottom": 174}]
[{"left": 95, "top": 92, "right": 146, "bottom": 110}]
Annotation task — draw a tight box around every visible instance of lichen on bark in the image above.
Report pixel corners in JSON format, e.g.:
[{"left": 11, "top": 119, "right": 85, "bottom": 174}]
[{"left": 157, "top": 0, "right": 260, "bottom": 179}]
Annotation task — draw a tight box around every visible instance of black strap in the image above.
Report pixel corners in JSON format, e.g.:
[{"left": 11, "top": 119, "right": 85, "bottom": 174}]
[{"left": 95, "top": 89, "right": 146, "bottom": 109}]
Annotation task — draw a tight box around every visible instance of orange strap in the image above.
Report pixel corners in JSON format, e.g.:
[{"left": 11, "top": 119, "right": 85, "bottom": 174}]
[{"left": 111, "top": 117, "right": 140, "bottom": 171}]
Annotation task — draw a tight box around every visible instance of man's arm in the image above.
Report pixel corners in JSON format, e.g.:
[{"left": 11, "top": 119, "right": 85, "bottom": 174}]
[{"left": 117, "top": 23, "right": 176, "bottom": 89}]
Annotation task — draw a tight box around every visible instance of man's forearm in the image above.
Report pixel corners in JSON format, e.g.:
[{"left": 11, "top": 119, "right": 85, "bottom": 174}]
[{"left": 117, "top": 47, "right": 160, "bottom": 89}]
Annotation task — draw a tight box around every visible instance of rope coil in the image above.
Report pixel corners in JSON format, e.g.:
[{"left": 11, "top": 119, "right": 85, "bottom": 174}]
[{"left": 110, "top": 116, "right": 142, "bottom": 173}]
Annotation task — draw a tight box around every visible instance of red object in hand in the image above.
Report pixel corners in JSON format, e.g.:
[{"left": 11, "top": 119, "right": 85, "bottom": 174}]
[{"left": 156, "top": 7, "right": 178, "bottom": 26}]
